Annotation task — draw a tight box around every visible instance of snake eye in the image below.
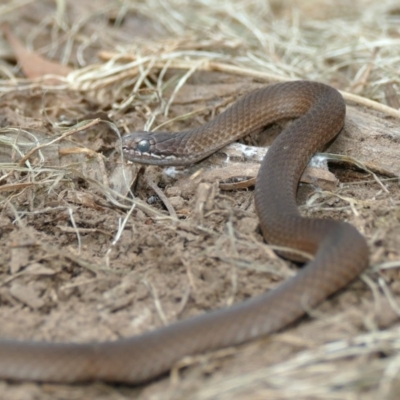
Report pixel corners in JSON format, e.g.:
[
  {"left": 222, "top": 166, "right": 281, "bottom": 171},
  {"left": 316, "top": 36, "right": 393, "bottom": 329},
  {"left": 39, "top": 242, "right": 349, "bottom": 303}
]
[{"left": 137, "top": 139, "right": 151, "bottom": 153}]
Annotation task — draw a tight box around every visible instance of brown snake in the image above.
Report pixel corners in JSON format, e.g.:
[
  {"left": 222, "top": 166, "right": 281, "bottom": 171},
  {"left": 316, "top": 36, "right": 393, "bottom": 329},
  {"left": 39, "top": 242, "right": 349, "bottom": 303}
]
[{"left": 0, "top": 81, "right": 369, "bottom": 384}]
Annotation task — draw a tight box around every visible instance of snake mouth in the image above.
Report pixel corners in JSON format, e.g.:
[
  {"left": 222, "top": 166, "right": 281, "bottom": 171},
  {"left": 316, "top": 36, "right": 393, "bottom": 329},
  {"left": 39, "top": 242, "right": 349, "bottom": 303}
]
[
  {"left": 122, "top": 146, "right": 161, "bottom": 160},
  {"left": 122, "top": 145, "right": 178, "bottom": 165}
]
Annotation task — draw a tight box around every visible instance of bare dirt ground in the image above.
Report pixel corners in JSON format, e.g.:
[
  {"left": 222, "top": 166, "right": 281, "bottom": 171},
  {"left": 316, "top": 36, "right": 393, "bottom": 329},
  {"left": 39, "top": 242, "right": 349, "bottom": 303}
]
[{"left": 1, "top": 1, "right": 400, "bottom": 399}]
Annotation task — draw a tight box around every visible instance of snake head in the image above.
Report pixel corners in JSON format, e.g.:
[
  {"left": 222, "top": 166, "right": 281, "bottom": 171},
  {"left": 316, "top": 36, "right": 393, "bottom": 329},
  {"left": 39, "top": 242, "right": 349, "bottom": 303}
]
[
  {"left": 121, "top": 131, "right": 157, "bottom": 162},
  {"left": 121, "top": 131, "right": 182, "bottom": 165}
]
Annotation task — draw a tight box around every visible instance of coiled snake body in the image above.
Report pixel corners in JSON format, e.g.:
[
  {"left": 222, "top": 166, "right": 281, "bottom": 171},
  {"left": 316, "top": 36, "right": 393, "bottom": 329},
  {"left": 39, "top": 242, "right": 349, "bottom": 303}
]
[{"left": 0, "top": 81, "right": 369, "bottom": 383}]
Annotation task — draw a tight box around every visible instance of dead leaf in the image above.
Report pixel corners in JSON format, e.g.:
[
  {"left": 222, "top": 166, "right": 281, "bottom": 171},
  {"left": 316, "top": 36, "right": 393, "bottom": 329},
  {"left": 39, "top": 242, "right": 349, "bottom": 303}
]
[
  {"left": 24, "top": 263, "right": 57, "bottom": 276},
  {"left": 9, "top": 283, "right": 45, "bottom": 309},
  {"left": 10, "top": 246, "right": 30, "bottom": 274},
  {"left": 2, "top": 23, "right": 72, "bottom": 82}
]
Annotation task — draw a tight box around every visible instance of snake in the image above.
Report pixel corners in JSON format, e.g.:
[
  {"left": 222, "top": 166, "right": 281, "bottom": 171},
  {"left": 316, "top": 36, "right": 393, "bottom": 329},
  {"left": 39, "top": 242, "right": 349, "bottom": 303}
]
[{"left": 0, "top": 80, "right": 369, "bottom": 384}]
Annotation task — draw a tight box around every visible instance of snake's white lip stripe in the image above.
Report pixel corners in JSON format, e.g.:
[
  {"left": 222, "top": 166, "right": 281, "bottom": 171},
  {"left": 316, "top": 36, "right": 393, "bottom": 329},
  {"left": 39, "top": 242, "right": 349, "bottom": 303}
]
[{"left": 122, "top": 148, "right": 177, "bottom": 161}]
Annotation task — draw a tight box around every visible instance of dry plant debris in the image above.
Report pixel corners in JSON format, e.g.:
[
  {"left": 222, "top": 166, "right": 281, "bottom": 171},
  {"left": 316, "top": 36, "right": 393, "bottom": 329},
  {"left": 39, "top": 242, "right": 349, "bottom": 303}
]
[{"left": 0, "top": 1, "right": 400, "bottom": 399}]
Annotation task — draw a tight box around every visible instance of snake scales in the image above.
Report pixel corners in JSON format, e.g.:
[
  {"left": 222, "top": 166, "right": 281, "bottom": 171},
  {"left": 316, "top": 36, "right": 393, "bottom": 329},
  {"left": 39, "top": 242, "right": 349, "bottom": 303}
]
[{"left": 0, "top": 81, "right": 369, "bottom": 383}]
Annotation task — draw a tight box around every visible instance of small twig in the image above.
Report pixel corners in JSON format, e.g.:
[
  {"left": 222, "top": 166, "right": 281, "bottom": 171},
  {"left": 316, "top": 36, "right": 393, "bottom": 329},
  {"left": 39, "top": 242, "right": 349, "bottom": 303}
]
[
  {"left": 226, "top": 218, "right": 238, "bottom": 306},
  {"left": 142, "top": 279, "right": 168, "bottom": 326},
  {"left": 18, "top": 118, "right": 101, "bottom": 166},
  {"left": 145, "top": 175, "right": 177, "bottom": 219},
  {"left": 67, "top": 207, "right": 81, "bottom": 255},
  {"left": 104, "top": 201, "right": 136, "bottom": 268}
]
